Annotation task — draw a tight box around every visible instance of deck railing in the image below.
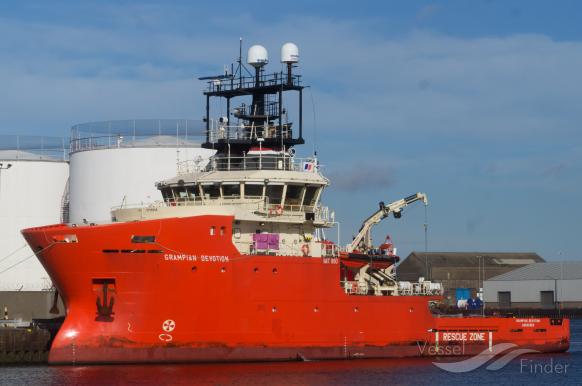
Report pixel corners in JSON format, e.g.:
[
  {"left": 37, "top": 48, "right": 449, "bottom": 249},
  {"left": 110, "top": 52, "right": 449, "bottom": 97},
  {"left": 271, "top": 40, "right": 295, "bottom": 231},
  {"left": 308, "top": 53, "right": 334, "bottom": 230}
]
[
  {"left": 177, "top": 155, "right": 321, "bottom": 174},
  {"left": 206, "top": 120, "right": 293, "bottom": 143},
  {"left": 112, "top": 197, "right": 331, "bottom": 223},
  {"left": 204, "top": 72, "right": 302, "bottom": 93},
  {"left": 0, "top": 135, "right": 68, "bottom": 161},
  {"left": 70, "top": 119, "right": 205, "bottom": 153}
]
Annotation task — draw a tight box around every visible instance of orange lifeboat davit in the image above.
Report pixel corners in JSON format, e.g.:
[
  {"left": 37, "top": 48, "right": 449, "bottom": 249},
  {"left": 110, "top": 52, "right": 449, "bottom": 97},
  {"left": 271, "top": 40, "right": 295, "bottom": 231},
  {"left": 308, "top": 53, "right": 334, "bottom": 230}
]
[{"left": 340, "top": 235, "right": 400, "bottom": 270}]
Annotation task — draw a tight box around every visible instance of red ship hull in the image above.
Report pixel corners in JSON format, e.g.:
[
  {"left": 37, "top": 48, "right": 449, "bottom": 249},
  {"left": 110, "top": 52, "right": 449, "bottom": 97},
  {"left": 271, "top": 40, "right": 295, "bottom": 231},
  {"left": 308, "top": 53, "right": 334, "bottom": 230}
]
[{"left": 22, "top": 215, "right": 569, "bottom": 364}]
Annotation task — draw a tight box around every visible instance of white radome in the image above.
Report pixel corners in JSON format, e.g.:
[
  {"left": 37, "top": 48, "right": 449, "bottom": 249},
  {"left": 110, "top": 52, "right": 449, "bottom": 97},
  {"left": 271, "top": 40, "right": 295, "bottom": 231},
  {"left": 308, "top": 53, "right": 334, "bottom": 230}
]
[
  {"left": 281, "top": 42, "right": 299, "bottom": 63},
  {"left": 247, "top": 45, "right": 269, "bottom": 67}
]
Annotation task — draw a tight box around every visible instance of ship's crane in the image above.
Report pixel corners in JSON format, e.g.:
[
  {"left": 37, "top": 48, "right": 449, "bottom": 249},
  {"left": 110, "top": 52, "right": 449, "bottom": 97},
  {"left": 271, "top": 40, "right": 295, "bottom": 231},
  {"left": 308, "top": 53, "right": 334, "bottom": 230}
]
[{"left": 347, "top": 193, "right": 428, "bottom": 253}]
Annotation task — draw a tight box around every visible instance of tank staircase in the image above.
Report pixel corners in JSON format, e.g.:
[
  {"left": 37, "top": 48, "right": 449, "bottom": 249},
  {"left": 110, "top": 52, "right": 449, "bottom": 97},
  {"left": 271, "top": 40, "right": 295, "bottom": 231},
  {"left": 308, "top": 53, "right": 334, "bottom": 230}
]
[{"left": 60, "top": 178, "right": 70, "bottom": 224}]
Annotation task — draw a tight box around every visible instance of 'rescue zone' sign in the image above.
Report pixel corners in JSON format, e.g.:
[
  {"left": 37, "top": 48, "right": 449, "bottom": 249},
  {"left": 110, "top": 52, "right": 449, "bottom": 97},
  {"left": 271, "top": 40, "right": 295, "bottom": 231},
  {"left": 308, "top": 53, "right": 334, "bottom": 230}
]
[{"left": 441, "top": 332, "right": 486, "bottom": 342}]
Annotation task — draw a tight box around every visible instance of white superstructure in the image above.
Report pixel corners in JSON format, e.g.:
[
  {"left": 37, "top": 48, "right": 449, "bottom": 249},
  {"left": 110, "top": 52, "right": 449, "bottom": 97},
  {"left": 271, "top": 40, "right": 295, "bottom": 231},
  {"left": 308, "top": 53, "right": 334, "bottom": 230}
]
[
  {"left": 68, "top": 120, "right": 214, "bottom": 223},
  {"left": 0, "top": 139, "right": 68, "bottom": 291}
]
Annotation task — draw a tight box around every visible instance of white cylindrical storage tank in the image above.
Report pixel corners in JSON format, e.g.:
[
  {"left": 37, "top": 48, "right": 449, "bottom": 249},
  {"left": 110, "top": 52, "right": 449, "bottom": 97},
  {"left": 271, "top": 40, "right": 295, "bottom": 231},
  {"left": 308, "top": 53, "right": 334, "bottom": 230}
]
[
  {"left": 0, "top": 137, "right": 69, "bottom": 291},
  {"left": 68, "top": 119, "right": 214, "bottom": 223}
]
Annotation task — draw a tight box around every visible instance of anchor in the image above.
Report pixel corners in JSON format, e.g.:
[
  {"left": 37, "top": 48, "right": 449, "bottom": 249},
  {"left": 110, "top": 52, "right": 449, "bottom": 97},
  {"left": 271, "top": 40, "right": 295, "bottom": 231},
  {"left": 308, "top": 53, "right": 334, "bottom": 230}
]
[{"left": 95, "top": 281, "right": 115, "bottom": 321}]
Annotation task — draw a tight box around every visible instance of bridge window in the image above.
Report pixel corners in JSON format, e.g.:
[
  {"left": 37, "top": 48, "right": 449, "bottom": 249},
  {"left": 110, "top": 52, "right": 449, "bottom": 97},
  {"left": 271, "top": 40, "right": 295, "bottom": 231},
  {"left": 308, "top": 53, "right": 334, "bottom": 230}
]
[
  {"left": 185, "top": 185, "right": 197, "bottom": 199},
  {"left": 244, "top": 183, "right": 263, "bottom": 198},
  {"left": 266, "top": 184, "right": 284, "bottom": 205},
  {"left": 285, "top": 184, "right": 303, "bottom": 207},
  {"left": 222, "top": 183, "right": 240, "bottom": 198},
  {"left": 303, "top": 186, "right": 319, "bottom": 207},
  {"left": 201, "top": 183, "right": 220, "bottom": 199},
  {"left": 173, "top": 187, "right": 188, "bottom": 200},
  {"left": 161, "top": 188, "right": 173, "bottom": 201}
]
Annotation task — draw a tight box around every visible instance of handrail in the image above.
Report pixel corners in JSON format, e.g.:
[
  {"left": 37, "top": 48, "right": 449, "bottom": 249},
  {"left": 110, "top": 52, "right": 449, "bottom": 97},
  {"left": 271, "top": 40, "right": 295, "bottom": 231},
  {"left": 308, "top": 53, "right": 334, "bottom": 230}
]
[
  {"left": 0, "top": 135, "right": 68, "bottom": 161},
  {"left": 177, "top": 156, "right": 321, "bottom": 174},
  {"left": 204, "top": 72, "right": 302, "bottom": 93},
  {"left": 70, "top": 119, "right": 205, "bottom": 154},
  {"left": 112, "top": 198, "right": 331, "bottom": 223},
  {"left": 207, "top": 120, "right": 293, "bottom": 142}
]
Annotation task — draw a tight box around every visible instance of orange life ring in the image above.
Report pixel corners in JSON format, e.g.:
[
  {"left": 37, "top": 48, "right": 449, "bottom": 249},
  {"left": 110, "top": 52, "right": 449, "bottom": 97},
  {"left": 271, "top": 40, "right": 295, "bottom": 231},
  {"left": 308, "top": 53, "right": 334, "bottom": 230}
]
[
  {"left": 269, "top": 205, "right": 283, "bottom": 216},
  {"left": 301, "top": 244, "right": 310, "bottom": 256}
]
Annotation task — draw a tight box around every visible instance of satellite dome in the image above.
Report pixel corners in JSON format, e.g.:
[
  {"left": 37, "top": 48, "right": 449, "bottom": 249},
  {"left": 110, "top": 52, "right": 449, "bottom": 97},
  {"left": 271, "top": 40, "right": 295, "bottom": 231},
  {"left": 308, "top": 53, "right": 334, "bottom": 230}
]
[
  {"left": 281, "top": 42, "right": 299, "bottom": 63},
  {"left": 247, "top": 45, "right": 268, "bottom": 67}
]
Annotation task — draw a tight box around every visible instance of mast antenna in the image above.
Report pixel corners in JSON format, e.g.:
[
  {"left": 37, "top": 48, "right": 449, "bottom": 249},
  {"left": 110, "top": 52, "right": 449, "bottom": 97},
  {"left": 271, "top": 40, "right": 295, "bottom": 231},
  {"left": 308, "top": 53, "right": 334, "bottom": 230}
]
[{"left": 238, "top": 37, "right": 243, "bottom": 87}]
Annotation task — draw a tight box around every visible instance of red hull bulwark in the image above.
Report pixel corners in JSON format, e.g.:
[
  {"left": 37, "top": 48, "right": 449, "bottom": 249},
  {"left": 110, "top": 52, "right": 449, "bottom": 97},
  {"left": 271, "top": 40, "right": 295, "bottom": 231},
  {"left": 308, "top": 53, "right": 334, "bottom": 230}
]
[{"left": 22, "top": 216, "right": 569, "bottom": 364}]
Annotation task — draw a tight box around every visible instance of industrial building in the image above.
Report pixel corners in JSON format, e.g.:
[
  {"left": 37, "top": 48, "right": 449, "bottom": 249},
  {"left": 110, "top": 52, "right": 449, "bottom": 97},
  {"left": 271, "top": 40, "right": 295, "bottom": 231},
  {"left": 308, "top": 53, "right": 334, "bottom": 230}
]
[
  {"left": 484, "top": 262, "right": 582, "bottom": 310},
  {"left": 397, "top": 252, "right": 545, "bottom": 305}
]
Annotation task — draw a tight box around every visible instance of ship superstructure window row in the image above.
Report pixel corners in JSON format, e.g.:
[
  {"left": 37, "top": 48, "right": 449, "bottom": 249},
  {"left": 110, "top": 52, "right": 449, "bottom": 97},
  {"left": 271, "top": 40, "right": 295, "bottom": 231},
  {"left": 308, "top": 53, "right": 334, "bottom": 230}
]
[{"left": 160, "top": 182, "right": 323, "bottom": 210}]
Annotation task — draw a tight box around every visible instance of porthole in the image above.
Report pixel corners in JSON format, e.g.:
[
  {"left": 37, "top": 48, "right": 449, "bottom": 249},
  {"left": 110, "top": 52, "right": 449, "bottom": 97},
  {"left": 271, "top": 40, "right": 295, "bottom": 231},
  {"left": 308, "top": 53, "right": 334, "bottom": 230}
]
[
  {"left": 191, "top": 266, "right": 197, "bottom": 272},
  {"left": 221, "top": 267, "right": 227, "bottom": 273},
  {"left": 253, "top": 267, "right": 259, "bottom": 273},
  {"left": 272, "top": 307, "right": 278, "bottom": 313},
  {"left": 354, "top": 307, "right": 359, "bottom": 313},
  {"left": 314, "top": 307, "right": 319, "bottom": 313},
  {"left": 272, "top": 268, "right": 278, "bottom": 274}
]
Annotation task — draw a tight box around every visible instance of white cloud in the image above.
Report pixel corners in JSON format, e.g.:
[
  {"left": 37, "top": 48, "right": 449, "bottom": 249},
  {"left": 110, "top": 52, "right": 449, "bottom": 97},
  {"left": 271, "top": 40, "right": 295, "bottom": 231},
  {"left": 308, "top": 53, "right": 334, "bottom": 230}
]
[{"left": 2, "top": 14, "right": 582, "bottom": 140}]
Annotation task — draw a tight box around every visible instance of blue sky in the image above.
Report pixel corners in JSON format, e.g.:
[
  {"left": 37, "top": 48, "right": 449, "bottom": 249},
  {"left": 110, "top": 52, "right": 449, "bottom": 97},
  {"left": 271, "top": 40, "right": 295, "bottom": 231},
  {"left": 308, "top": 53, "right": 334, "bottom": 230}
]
[{"left": 1, "top": 1, "right": 581, "bottom": 260}]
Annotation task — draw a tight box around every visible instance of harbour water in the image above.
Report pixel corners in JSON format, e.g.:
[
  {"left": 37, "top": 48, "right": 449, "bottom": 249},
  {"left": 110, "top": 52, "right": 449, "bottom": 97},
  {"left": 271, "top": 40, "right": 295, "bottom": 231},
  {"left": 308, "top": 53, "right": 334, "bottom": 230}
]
[{"left": 2, "top": 319, "right": 581, "bottom": 386}]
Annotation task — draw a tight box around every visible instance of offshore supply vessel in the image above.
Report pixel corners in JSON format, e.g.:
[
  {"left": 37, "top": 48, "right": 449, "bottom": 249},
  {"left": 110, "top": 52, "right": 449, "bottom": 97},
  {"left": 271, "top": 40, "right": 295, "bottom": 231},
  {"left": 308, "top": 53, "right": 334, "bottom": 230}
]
[{"left": 22, "top": 43, "right": 569, "bottom": 364}]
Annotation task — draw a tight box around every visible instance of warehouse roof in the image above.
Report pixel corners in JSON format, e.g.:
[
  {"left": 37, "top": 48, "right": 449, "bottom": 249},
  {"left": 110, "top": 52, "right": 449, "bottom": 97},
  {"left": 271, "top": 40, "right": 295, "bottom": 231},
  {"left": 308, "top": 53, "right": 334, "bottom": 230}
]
[
  {"left": 487, "top": 262, "right": 582, "bottom": 281},
  {"left": 401, "top": 252, "right": 544, "bottom": 269}
]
